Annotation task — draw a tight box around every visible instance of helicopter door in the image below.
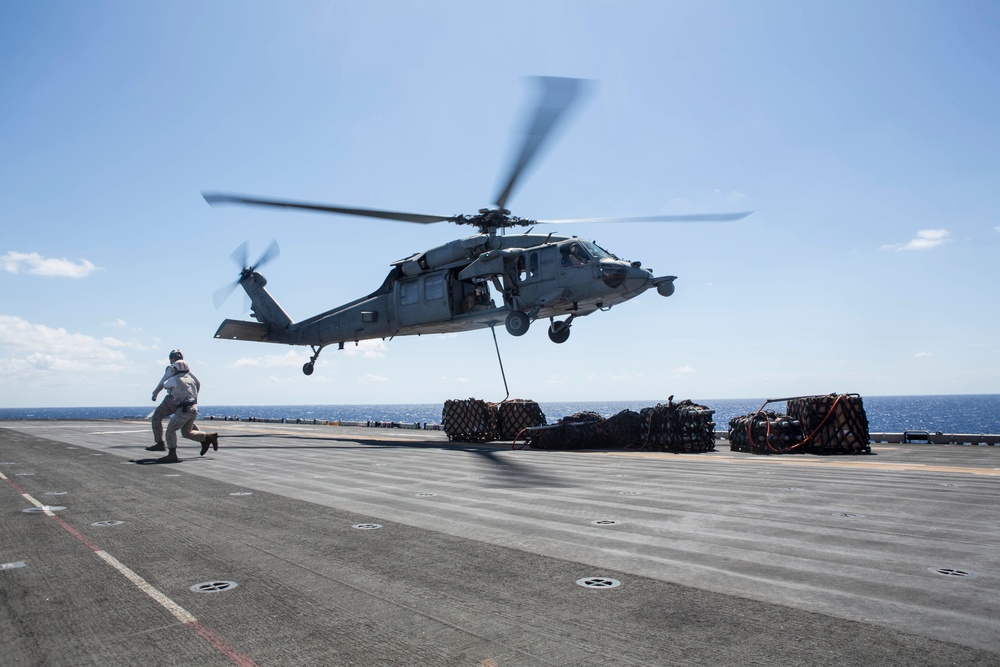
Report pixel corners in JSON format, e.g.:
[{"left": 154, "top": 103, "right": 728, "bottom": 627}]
[{"left": 396, "top": 271, "right": 452, "bottom": 327}]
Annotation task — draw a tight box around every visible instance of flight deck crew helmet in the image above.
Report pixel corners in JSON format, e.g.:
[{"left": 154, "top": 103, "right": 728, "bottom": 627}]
[
  {"left": 169, "top": 349, "right": 184, "bottom": 362},
  {"left": 172, "top": 360, "right": 190, "bottom": 372}
]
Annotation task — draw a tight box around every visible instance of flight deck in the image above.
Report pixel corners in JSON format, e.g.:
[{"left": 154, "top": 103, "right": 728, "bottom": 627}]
[{"left": 2, "top": 420, "right": 998, "bottom": 666}]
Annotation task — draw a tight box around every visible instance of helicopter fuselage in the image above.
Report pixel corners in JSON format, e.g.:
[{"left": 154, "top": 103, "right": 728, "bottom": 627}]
[{"left": 215, "top": 232, "right": 676, "bottom": 373}]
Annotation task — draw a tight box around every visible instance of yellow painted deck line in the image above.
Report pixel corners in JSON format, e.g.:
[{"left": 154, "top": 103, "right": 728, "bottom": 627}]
[{"left": 593, "top": 450, "right": 1000, "bottom": 476}]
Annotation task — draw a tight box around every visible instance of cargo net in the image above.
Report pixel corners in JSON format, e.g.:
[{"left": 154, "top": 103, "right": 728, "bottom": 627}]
[
  {"left": 640, "top": 399, "right": 716, "bottom": 452},
  {"left": 497, "top": 399, "right": 547, "bottom": 440},
  {"left": 442, "top": 398, "right": 498, "bottom": 442},
  {"left": 728, "top": 411, "right": 805, "bottom": 455},
  {"left": 442, "top": 398, "right": 545, "bottom": 442},
  {"left": 516, "top": 410, "right": 643, "bottom": 450},
  {"left": 730, "top": 394, "right": 870, "bottom": 455},
  {"left": 518, "top": 400, "right": 714, "bottom": 452},
  {"left": 788, "top": 393, "right": 870, "bottom": 455}
]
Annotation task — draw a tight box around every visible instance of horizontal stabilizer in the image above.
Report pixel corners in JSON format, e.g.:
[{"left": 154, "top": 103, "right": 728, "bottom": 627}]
[{"left": 215, "top": 319, "right": 272, "bottom": 342}]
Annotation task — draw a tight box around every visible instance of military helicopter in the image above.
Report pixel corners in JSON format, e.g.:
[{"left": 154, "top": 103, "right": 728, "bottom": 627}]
[{"left": 206, "top": 77, "right": 751, "bottom": 376}]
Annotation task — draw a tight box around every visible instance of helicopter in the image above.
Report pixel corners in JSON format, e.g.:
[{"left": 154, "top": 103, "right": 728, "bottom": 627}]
[{"left": 205, "top": 77, "right": 751, "bottom": 376}]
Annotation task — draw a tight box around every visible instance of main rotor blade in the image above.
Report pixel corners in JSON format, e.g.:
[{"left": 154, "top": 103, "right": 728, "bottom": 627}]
[
  {"left": 203, "top": 192, "right": 453, "bottom": 225},
  {"left": 493, "top": 76, "right": 590, "bottom": 212},
  {"left": 536, "top": 211, "right": 754, "bottom": 224}
]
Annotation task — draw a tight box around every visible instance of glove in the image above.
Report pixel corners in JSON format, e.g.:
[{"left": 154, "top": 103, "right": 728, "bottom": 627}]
[{"left": 151, "top": 394, "right": 158, "bottom": 402}]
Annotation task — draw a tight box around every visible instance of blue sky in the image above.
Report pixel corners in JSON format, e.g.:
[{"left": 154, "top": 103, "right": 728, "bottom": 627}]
[{"left": 2, "top": 1, "right": 998, "bottom": 408}]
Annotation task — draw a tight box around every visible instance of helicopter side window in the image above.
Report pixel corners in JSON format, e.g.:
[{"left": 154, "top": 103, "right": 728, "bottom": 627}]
[
  {"left": 517, "top": 253, "right": 540, "bottom": 283},
  {"left": 560, "top": 242, "right": 590, "bottom": 267},
  {"left": 399, "top": 279, "right": 419, "bottom": 305},
  {"left": 424, "top": 273, "right": 446, "bottom": 301},
  {"left": 526, "top": 252, "right": 540, "bottom": 281}
]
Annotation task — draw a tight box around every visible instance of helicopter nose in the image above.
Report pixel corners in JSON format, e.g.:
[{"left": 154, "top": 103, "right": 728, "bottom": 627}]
[
  {"left": 600, "top": 261, "right": 652, "bottom": 293},
  {"left": 621, "top": 265, "right": 653, "bottom": 293}
]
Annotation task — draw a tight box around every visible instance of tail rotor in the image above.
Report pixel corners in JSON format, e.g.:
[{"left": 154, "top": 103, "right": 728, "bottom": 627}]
[{"left": 213, "top": 239, "right": 280, "bottom": 309}]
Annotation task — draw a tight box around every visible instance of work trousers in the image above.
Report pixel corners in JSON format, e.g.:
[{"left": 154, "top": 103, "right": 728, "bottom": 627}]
[
  {"left": 165, "top": 404, "right": 206, "bottom": 450},
  {"left": 151, "top": 396, "right": 179, "bottom": 444}
]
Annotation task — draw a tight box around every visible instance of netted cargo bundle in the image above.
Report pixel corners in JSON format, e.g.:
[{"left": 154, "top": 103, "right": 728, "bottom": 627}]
[
  {"left": 442, "top": 398, "right": 498, "bottom": 442},
  {"left": 728, "top": 411, "right": 805, "bottom": 455},
  {"left": 788, "top": 393, "right": 870, "bottom": 454},
  {"left": 563, "top": 411, "right": 604, "bottom": 424},
  {"left": 640, "top": 399, "right": 716, "bottom": 452},
  {"left": 518, "top": 409, "right": 644, "bottom": 450},
  {"left": 522, "top": 421, "right": 604, "bottom": 449},
  {"left": 603, "top": 409, "right": 645, "bottom": 449},
  {"left": 496, "top": 399, "right": 547, "bottom": 440}
]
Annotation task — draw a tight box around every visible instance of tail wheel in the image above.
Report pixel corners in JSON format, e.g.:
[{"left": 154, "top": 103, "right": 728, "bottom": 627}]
[{"left": 548, "top": 321, "right": 571, "bottom": 344}]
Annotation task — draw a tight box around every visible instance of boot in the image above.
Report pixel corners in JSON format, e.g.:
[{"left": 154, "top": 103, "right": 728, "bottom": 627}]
[
  {"left": 146, "top": 442, "right": 166, "bottom": 452},
  {"left": 210, "top": 433, "right": 219, "bottom": 451},
  {"left": 200, "top": 437, "right": 210, "bottom": 457},
  {"left": 157, "top": 449, "right": 179, "bottom": 463}
]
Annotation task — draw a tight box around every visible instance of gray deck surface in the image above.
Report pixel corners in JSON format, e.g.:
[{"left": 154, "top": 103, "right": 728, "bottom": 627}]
[{"left": 1, "top": 420, "right": 998, "bottom": 666}]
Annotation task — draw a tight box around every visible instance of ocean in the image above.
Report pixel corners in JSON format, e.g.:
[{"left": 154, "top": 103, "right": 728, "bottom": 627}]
[{"left": 1, "top": 394, "right": 999, "bottom": 434}]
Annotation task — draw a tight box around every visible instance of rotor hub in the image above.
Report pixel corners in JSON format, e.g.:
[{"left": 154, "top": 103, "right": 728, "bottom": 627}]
[{"left": 454, "top": 209, "right": 535, "bottom": 234}]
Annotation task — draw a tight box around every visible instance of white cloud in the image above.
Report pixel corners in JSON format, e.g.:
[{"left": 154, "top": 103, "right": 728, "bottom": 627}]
[
  {"left": 713, "top": 188, "right": 747, "bottom": 200},
  {"left": 880, "top": 229, "right": 951, "bottom": 252},
  {"left": 438, "top": 375, "right": 470, "bottom": 384},
  {"left": 358, "top": 373, "right": 389, "bottom": 384},
  {"left": 913, "top": 351, "right": 934, "bottom": 358},
  {"left": 0, "top": 315, "right": 136, "bottom": 376},
  {"left": 230, "top": 339, "right": 386, "bottom": 369},
  {"left": 995, "top": 226, "right": 1000, "bottom": 233},
  {"left": 611, "top": 371, "right": 644, "bottom": 381},
  {"left": 342, "top": 339, "right": 387, "bottom": 358},
  {"left": 104, "top": 319, "right": 128, "bottom": 328},
  {"left": 101, "top": 337, "right": 154, "bottom": 351},
  {"left": 231, "top": 350, "right": 306, "bottom": 368},
  {"left": 0, "top": 251, "right": 101, "bottom": 278},
  {"left": 671, "top": 365, "right": 696, "bottom": 375}
]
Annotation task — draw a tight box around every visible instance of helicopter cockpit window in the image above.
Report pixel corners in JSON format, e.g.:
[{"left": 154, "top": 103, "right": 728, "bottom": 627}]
[
  {"left": 581, "top": 241, "right": 611, "bottom": 260},
  {"left": 560, "top": 242, "right": 591, "bottom": 267},
  {"left": 424, "top": 273, "right": 446, "bottom": 301}
]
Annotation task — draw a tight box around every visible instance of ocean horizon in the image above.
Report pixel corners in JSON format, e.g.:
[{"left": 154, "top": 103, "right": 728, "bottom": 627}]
[{"left": 1, "top": 394, "right": 999, "bottom": 434}]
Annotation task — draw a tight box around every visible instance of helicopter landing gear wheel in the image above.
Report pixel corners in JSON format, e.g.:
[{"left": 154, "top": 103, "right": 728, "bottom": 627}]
[
  {"left": 505, "top": 310, "right": 530, "bottom": 336},
  {"left": 548, "top": 320, "right": 571, "bottom": 344},
  {"left": 302, "top": 344, "right": 325, "bottom": 376}
]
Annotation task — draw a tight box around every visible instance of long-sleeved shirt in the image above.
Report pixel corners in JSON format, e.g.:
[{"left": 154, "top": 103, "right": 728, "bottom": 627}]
[
  {"left": 163, "top": 371, "right": 201, "bottom": 404},
  {"left": 152, "top": 365, "right": 174, "bottom": 399}
]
